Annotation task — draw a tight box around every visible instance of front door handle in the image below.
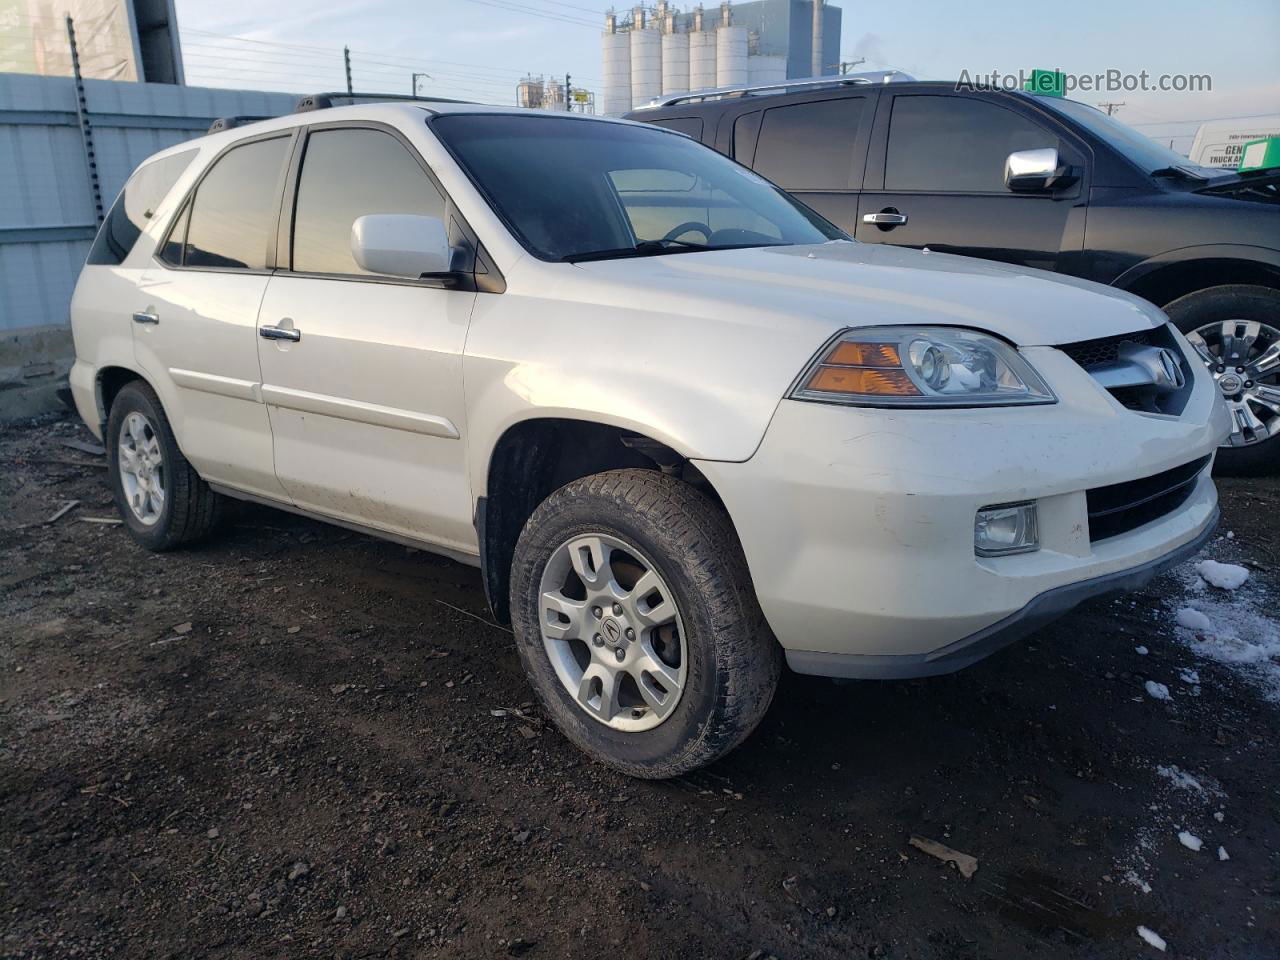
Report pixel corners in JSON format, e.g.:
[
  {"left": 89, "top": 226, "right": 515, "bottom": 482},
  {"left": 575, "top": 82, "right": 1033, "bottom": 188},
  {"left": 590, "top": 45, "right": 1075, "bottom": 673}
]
[
  {"left": 132, "top": 311, "right": 159, "bottom": 325},
  {"left": 862, "top": 211, "right": 908, "bottom": 226},
  {"left": 260, "top": 323, "right": 301, "bottom": 342}
]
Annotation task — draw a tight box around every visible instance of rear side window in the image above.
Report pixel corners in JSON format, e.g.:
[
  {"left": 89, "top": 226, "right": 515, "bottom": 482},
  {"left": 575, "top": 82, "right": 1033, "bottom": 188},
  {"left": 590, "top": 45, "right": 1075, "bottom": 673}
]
[
  {"left": 885, "top": 96, "right": 1059, "bottom": 192},
  {"left": 291, "top": 128, "right": 446, "bottom": 276},
  {"left": 752, "top": 98, "right": 865, "bottom": 190},
  {"left": 184, "top": 136, "right": 290, "bottom": 271},
  {"left": 649, "top": 117, "right": 704, "bottom": 140},
  {"left": 87, "top": 149, "right": 197, "bottom": 266}
]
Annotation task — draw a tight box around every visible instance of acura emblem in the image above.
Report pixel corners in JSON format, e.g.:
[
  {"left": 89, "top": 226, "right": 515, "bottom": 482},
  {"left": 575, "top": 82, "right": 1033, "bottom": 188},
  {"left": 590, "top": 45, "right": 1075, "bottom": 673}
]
[{"left": 1157, "top": 348, "right": 1186, "bottom": 389}]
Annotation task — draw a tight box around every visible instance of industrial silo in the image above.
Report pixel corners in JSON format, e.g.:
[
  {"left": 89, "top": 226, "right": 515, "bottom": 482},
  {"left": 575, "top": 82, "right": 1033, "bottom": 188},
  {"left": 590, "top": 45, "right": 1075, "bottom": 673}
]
[
  {"left": 630, "top": 19, "right": 662, "bottom": 107},
  {"left": 688, "top": 20, "right": 717, "bottom": 90},
  {"left": 715, "top": 25, "right": 748, "bottom": 87},
  {"left": 601, "top": 20, "right": 632, "bottom": 116},
  {"left": 661, "top": 29, "right": 689, "bottom": 95}
]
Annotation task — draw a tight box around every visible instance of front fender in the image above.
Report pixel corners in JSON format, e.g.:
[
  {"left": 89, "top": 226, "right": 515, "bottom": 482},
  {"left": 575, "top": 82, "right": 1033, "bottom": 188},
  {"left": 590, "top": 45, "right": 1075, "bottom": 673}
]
[{"left": 1113, "top": 243, "right": 1280, "bottom": 293}]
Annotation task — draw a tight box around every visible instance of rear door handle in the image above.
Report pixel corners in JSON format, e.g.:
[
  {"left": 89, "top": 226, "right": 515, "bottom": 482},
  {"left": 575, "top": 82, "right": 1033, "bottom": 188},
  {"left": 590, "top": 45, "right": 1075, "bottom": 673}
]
[
  {"left": 862, "top": 212, "right": 908, "bottom": 225},
  {"left": 260, "top": 324, "right": 301, "bottom": 342},
  {"left": 132, "top": 311, "right": 159, "bottom": 325}
]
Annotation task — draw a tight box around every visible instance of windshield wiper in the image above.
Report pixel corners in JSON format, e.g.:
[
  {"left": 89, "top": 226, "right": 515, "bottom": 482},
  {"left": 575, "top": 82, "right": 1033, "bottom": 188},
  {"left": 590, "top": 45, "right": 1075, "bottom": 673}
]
[
  {"left": 562, "top": 239, "right": 789, "bottom": 263},
  {"left": 1150, "top": 165, "right": 1208, "bottom": 182},
  {"left": 562, "top": 238, "right": 710, "bottom": 263}
]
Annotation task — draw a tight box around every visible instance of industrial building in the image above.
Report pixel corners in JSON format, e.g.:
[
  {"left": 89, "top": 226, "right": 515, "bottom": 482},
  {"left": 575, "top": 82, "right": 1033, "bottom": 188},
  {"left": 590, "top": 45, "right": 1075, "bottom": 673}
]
[
  {"left": 516, "top": 75, "right": 597, "bottom": 113},
  {"left": 601, "top": 0, "right": 842, "bottom": 116}
]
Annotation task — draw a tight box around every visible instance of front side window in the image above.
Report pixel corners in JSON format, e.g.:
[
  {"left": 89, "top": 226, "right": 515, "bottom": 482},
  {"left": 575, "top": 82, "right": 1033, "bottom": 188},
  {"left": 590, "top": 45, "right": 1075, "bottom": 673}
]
[
  {"left": 184, "top": 136, "right": 290, "bottom": 270},
  {"left": 87, "top": 149, "right": 197, "bottom": 266},
  {"left": 292, "top": 128, "right": 446, "bottom": 276},
  {"left": 433, "top": 114, "right": 841, "bottom": 262},
  {"left": 752, "top": 98, "right": 865, "bottom": 190},
  {"left": 885, "top": 96, "right": 1059, "bottom": 193}
]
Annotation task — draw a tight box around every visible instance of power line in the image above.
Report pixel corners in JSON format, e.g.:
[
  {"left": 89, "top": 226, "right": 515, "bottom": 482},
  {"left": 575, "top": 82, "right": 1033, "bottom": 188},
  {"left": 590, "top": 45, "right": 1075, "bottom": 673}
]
[{"left": 1097, "top": 101, "right": 1125, "bottom": 116}]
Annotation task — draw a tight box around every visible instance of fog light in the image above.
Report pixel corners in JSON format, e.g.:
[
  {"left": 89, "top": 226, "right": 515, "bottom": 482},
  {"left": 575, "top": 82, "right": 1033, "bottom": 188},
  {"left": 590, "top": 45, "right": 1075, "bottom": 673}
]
[{"left": 975, "top": 502, "right": 1039, "bottom": 556}]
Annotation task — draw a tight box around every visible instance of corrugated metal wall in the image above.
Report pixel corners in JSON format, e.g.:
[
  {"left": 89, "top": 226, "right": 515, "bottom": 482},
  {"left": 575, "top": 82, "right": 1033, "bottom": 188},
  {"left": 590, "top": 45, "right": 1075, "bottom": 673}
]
[{"left": 0, "top": 72, "right": 296, "bottom": 333}]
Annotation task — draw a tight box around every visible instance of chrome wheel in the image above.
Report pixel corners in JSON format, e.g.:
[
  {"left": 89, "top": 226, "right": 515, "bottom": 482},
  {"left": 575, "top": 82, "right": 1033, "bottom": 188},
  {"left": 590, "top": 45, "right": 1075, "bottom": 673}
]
[
  {"left": 117, "top": 411, "right": 166, "bottom": 525},
  {"left": 1186, "top": 319, "right": 1280, "bottom": 447},
  {"left": 537, "top": 533, "right": 687, "bottom": 732}
]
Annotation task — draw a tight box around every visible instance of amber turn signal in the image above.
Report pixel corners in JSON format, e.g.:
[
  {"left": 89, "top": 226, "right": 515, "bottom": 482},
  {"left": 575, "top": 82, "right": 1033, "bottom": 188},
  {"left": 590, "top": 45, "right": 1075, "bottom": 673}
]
[{"left": 804, "top": 365, "right": 921, "bottom": 396}]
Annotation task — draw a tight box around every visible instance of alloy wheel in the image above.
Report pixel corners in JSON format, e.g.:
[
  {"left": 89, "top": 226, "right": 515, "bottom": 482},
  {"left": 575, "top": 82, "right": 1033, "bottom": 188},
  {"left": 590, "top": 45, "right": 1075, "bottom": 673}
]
[
  {"left": 1186, "top": 319, "right": 1280, "bottom": 447},
  {"left": 537, "top": 533, "right": 687, "bottom": 732},
  {"left": 118, "top": 411, "right": 166, "bottom": 525}
]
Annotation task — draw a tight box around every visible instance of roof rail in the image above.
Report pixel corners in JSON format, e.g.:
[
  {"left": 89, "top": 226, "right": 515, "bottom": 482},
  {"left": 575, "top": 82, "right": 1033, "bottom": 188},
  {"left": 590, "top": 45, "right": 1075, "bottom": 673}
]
[
  {"left": 207, "top": 115, "right": 271, "bottom": 134},
  {"left": 293, "top": 92, "right": 474, "bottom": 113},
  {"left": 635, "top": 70, "right": 916, "bottom": 110}
]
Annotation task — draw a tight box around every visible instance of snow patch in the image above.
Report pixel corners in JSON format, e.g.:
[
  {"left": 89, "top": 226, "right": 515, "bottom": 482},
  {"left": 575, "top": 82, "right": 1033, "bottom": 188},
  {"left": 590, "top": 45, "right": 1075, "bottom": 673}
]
[
  {"left": 1144, "top": 680, "right": 1171, "bottom": 701},
  {"left": 1179, "top": 667, "right": 1200, "bottom": 685},
  {"left": 1217, "top": 845, "right": 1229, "bottom": 861},
  {"left": 1175, "top": 607, "right": 1212, "bottom": 632},
  {"left": 1137, "top": 926, "right": 1167, "bottom": 952},
  {"left": 1135, "top": 645, "right": 1149, "bottom": 656},
  {"left": 1169, "top": 560, "right": 1280, "bottom": 701},
  {"left": 1196, "top": 559, "right": 1249, "bottom": 590},
  {"left": 1156, "top": 765, "right": 1204, "bottom": 794},
  {"left": 1178, "top": 830, "right": 1202, "bottom": 851}
]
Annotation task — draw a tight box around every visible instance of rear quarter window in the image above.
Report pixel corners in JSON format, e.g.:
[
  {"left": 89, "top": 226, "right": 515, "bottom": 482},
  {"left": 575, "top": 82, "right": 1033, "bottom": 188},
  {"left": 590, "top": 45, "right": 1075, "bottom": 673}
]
[{"left": 87, "top": 149, "right": 198, "bottom": 266}]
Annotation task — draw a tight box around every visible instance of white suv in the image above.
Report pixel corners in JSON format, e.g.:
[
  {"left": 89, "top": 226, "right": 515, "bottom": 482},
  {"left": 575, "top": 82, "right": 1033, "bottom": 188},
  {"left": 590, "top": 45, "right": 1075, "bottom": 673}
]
[{"left": 69, "top": 100, "right": 1230, "bottom": 777}]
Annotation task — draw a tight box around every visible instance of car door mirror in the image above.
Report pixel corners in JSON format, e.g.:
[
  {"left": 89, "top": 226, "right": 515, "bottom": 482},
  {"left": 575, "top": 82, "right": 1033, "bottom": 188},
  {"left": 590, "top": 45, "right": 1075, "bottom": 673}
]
[
  {"left": 351, "top": 214, "right": 454, "bottom": 279},
  {"left": 1004, "top": 148, "right": 1077, "bottom": 192}
]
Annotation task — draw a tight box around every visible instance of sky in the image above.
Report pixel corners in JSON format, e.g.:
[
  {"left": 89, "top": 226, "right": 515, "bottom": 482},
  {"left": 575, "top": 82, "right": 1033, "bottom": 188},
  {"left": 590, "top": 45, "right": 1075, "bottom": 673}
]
[{"left": 175, "top": 0, "right": 1280, "bottom": 146}]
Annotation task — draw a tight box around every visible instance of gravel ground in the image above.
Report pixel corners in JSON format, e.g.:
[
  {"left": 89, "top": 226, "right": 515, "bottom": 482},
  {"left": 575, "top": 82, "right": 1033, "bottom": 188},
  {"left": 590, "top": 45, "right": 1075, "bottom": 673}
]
[{"left": 1, "top": 413, "right": 1278, "bottom": 959}]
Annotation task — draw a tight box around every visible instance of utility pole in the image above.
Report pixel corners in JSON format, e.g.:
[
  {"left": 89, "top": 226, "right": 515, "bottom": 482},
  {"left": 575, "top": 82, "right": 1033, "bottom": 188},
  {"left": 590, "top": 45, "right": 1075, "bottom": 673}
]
[
  {"left": 1098, "top": 101, "right": 1124, "bottom": 116},
  {"left": 412, "top": 72, "right": 431, "bottom": 96},
  {"left": 831, "top": 57, "right": 865, "bottom": 75},
  {"left": 65, "top": 15, "right": 103, "bottom": 226},
  {"left": 343, "top": 45, "right": 353, "bottom": 95},
  {"left": 565, "top": 73, "right": 571, "bottom": 111}
]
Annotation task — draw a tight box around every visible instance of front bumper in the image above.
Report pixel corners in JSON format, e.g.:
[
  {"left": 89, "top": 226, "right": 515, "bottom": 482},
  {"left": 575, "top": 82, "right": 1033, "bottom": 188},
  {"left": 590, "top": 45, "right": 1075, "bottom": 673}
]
[{"left": 695, "top": 345, "right": 1231, "bottom": 678}]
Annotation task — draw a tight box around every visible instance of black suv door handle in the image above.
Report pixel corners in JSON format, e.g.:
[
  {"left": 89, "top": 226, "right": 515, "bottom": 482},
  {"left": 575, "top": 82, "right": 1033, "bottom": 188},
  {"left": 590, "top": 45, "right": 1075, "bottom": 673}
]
[
  {"left": 260, "top": 323, "right": 301, "bottom": 342},
  {"left": 132, "top": 311, "right": 159, "bottom": 325},
  {"left": 862, "top": 210, "right": 908, "bottom": 226}
]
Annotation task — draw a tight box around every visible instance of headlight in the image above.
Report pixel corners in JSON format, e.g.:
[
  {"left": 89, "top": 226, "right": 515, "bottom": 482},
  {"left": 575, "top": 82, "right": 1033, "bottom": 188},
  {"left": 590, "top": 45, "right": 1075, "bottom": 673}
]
[{"left": 790, "top": 326, "right": 1056, "bottom": 407}]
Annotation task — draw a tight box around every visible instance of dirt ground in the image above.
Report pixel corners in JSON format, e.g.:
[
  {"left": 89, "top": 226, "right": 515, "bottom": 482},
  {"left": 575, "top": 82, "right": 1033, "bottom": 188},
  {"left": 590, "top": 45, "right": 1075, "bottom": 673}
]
[{"left": 2, "top": 412, "right": 1278, "bottom": 960}]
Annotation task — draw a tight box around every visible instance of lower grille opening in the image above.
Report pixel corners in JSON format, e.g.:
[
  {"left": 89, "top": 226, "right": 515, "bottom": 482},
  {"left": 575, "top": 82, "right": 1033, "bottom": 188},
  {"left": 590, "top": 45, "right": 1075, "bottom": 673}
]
[{"left": 1086, "top": 456, "right": 1210, "bottom": 542}]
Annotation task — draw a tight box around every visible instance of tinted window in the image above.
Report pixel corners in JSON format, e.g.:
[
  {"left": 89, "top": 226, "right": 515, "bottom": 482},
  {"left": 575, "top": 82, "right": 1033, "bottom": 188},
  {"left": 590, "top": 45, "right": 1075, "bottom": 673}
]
[
  {"left": 650, "top": 117, "right": 703, "bottom": 140},
  {"left": 87, "top": 149, "right": 197, "bottom": 265},
  {"left": 159, "top": 201, "right": 190, "bottom": 265},
  {"left": 185, "top": 137, "right": 290, "bottom": 270},
  {"left": 433, "top": 114, "right": 840, "bottom": 262},
  {"left": 752, "top": 98, "right": 865, "bottom": 190},
  {"left": 292, "top": 128, "right": 446, "bottom": 276},
  {"left": 885, "top": 96, "right": 1059, "bottom": 192},
  {"left": 733, "top": 112, "right": 761, "bottom": 165}
]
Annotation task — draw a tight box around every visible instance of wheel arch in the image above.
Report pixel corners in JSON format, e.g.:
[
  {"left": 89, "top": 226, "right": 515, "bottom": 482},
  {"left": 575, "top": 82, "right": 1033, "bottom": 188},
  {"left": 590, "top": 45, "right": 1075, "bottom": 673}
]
[
  {"left": 1113, "top": 245, "right": 1280, "bottom": 308},
  {"left": 476, "top": 416, "right": 726, "bottom": 624},
  {"left": 95, "top": 365, "right": 152, "bottom": 432}
]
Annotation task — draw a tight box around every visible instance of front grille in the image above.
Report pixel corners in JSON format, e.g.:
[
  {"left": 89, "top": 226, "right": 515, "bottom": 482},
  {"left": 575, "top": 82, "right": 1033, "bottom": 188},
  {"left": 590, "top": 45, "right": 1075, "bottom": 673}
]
[
  {"left": 1059, "top": 325, "right": 1192, "bottom": 416},
  {"left": 1059, "top": 330, "right": 1154, "bottom": 370},
  {"left": 1085, "top": 455, "right": 1210, "bottom": 542}
]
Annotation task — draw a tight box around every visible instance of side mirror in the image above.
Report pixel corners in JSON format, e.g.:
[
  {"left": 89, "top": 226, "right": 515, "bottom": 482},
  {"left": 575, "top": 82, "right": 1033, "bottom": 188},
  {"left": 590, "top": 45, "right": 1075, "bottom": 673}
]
[
  {"left": 1004, "top": 148, "right": 1077, "bottom": 192},
  {"left": 351, "top": 214, "right": 453, "bottom": 279}
]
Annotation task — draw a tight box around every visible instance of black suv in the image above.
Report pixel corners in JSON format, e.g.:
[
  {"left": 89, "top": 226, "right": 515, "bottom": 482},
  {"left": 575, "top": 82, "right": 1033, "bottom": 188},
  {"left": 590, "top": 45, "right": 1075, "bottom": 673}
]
[{"left": 627, "top": 80, "right": 1280, "bottom": 475}]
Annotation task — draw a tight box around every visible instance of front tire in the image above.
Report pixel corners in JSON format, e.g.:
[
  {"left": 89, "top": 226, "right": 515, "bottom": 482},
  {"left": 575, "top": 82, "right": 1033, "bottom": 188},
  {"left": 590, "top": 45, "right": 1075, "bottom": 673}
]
[
  {"left": 106, "top": 380, "right": 225, "bottom": 550},
  {"left": 1165, "top": 284, "right": 1280, "bottom": 477},
  {"left": 509, "top": 469, "right": 781, "bottom": 779}
]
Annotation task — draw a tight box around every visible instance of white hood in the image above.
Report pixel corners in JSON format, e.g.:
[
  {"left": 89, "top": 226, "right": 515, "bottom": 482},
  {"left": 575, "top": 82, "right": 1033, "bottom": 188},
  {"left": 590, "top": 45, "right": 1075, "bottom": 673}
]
[{"left": 568, "top": 241, "right": 1166, "bottom": 347}]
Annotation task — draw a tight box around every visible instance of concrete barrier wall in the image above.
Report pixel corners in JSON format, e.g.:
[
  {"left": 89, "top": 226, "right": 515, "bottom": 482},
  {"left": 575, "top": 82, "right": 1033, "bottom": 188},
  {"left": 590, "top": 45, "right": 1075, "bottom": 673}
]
[{"left": 0, "top": 72, "right": 295, "bottom": 419}]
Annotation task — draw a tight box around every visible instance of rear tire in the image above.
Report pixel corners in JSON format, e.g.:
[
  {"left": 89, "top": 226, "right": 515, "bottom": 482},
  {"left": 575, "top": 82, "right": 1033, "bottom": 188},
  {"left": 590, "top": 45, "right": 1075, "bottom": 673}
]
[
  {"left": 106, "top": 380, "right": 225, "bottom": 550},
  {"left": 1165, "top": 284, "right": 1280, "bottom": 477},
  {"left": 509, "top": 469, "right": 781, "bottom": 779}
]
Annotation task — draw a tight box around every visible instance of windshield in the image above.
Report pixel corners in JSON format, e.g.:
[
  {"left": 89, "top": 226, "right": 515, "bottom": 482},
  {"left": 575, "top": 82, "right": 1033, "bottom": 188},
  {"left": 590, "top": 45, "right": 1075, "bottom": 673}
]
[
  {"left": 1038, "top": 97, "right": 1219, "bottom": 177},
  {"left": 432, "top": 114, "right": 843, "bottom": 262}
]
